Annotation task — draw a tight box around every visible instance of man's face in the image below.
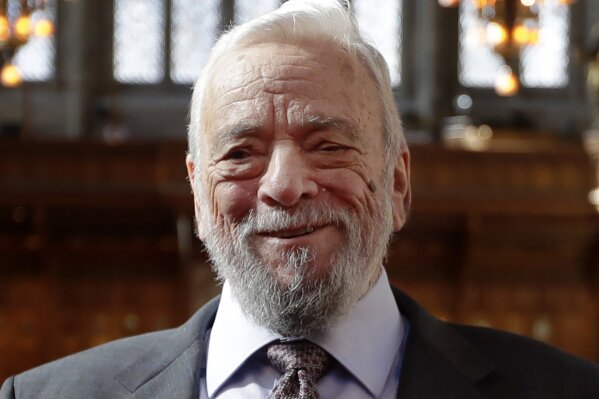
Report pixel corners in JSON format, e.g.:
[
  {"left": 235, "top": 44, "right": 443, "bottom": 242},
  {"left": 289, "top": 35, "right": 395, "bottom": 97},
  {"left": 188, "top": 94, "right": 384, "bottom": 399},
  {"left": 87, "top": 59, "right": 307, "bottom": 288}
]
[{"left": 187, "top": 42, "right": 409, "bottom": 335}]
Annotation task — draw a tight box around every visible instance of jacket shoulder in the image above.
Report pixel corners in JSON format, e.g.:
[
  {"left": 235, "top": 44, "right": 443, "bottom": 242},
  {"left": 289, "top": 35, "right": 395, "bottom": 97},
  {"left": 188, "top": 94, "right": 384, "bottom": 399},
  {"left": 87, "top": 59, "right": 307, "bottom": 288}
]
[
  {"left": 392, "top": 286, "right": 599, "bottom": 397},
  {"left": 2, "top": 295, "right": 220, "bottom": 399},
  {"left": 10, "top": 330, "right": 171, "bottom": 399},
  {"left": 454, "top": 323, "right": 599, "bottom": 395}
]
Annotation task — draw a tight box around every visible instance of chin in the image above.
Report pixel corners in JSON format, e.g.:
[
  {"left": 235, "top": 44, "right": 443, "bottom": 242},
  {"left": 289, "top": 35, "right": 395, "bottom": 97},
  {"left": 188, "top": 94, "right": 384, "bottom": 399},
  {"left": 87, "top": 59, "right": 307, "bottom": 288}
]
[{"left": 266, "top": 253, "right": 335, "bottom": 287}]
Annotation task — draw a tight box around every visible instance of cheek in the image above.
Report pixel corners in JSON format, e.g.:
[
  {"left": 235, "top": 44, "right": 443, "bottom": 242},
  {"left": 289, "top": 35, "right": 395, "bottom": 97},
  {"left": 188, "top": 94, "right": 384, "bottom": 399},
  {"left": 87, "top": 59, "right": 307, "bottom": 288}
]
[
  {"left": 312, "top": 151, "right": 384, "bottom": 212},
  {"left": 310, "top": 150, "right": 373, "bottom": 184},
  {"left": 212, "top": 180, "right": 258, "bottom": 222},
  {"left": 317, "top": 169, "right": 376, "bottom": 215}
]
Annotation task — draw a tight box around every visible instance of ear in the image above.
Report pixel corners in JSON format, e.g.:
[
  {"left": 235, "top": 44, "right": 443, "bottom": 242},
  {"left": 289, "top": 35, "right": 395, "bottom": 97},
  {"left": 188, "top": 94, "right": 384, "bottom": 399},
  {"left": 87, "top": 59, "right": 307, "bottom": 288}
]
[
  {"left": 186, "top": 154, "right": 205, "bottom": 240},
  {"left": 391, "top": 148, "right": 411, "bottom": 232}
]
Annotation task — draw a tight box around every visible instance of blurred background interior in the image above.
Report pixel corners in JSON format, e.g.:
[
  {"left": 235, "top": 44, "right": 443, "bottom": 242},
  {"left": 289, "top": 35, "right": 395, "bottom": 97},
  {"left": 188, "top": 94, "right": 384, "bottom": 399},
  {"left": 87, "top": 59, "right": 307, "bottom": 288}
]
[{"left": 1, "top": 0, "right": 599, "bottom": 380}]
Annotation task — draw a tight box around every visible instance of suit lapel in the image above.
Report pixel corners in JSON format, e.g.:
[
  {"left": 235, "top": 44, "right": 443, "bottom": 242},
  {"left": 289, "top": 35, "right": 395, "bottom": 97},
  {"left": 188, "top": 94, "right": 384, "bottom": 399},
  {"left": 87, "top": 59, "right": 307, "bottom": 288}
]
[
  {"left": 114, "top": 297, "right": 220, "bottom": 398},
  {"left": 392, "top": 288, "right": 493, "bottom": 399},
  {"left": 128, "top": 340, "right": 203, "bottom": 399},
  {"left": 112, "top": 287, "right": 493, "bottom": 398}
]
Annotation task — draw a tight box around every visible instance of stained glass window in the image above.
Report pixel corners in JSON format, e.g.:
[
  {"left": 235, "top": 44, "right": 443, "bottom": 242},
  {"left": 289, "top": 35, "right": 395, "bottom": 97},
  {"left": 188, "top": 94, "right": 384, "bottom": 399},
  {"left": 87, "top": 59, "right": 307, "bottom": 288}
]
[
  {"left": 458, "top": 0, "right": 504, "bottom": 87},
  {"left": 12, "top": 0, "right": 57, "bottom": 82},
  {"left": 113, "top": 0, "right": 165, "bottom": 84},
  {"left": 113, "top": 1, "right": 404, "bottom": 87},
  {"left": 520, "top": 3, "right": 569, "bottom": 88},
  {"left": 170, "top": 0, "right": 221, "bottom": 84},
  {"left": 459, "top": 0, "right": 570, "bottom": 89},
  {"left": 234, "top": 0, "right": 280, "bottom": 25},
  {"left": 353, "top": 0, "right": 402, "bottom": 86}
]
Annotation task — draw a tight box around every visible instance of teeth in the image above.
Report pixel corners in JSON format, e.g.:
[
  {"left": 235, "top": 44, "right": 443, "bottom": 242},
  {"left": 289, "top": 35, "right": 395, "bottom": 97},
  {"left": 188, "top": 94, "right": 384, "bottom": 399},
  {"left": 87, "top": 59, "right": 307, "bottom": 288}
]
[{"left": 305, "top": 227, "right": 314, "bottom": 233}]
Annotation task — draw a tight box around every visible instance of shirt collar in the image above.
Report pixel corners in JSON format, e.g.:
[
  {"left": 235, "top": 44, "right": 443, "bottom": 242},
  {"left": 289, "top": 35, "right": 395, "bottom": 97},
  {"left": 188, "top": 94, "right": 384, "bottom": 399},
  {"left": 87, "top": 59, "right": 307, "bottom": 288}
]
[
  {"left": 310, "top": 269, "right": 403, "bottom": 396},
  {"left": 206, "top": 268, "right": 403, "bottom": 398},
  {"left": 206, "top": 280, "right": 278, "bottom": 397}
]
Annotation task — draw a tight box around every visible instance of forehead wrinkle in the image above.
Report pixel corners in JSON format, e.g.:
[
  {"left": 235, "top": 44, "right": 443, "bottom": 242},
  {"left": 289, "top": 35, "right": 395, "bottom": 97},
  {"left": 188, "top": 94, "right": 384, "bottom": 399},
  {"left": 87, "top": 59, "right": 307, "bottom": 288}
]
[
  {"left": 262, "top": 79, "right": 321, "bottom": 96},
  {"left": 215, "top": 97, "right": 262, "bottom": 116},
  {"left": 274, "top": 62, "right": 324, "bottom": 74},
  {"left": 219, "top": 77, "right": 320, "bottom": 102},
  {"left": 303, "top": 115, "right": 364, "bottom": 145}
]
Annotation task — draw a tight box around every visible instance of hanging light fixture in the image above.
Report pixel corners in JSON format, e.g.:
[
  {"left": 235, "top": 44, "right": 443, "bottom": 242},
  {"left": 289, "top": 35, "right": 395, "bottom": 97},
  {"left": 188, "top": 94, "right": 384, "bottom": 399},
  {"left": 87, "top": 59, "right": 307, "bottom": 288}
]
[
  {"left": 439, "top": 0, "right": 576, "bottom": 96},
  {"left": 494, "top": 65, "right": 519, "bottom": 95},
  {"left": 0, "top": 0, "right": 54, "bottom": 88},
  {"left": 1, "top": 60, "right": 21, "bottom": 87}
]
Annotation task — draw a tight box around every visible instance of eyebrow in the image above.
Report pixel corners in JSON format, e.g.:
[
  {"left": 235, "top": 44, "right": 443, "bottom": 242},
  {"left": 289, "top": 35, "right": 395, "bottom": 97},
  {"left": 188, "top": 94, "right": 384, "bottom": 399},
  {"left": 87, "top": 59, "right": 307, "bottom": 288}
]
[
  {"left": 215, "top": 121, "right": 262, "bottom": 144},
  {"left": 303, "top": 115, "right": 363, "bottom": 144},
  {"left": 215, "top": 115, "right": 363, "bottom": 145}
]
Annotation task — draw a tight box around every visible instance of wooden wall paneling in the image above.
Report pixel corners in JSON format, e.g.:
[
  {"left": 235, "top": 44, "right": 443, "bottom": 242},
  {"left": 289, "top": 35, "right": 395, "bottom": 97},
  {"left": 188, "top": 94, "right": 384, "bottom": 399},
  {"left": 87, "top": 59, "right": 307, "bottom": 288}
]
[
  {"left": 2, "top": 278, "right": 51, "bottom": 375},
  {"left": 186, "top": 256, "right": 222, "bottom": 315},
  {"left": 589, "top": 233, "right": 599, "bottom": 360},
  {"left": 456, "top": 213, "right": 597, "bottom": 360},
  {"left": 387, "top": 213, "right": 467, "bottom": 321},
  {"left": 0, "top": 278, "right": 7, "bottom": 379},
  {"left": 546, "top": 283, "right": 598, "bottom": 359},
  {"left": 1, "top": 139, "right": 598, "bottom": 380}
]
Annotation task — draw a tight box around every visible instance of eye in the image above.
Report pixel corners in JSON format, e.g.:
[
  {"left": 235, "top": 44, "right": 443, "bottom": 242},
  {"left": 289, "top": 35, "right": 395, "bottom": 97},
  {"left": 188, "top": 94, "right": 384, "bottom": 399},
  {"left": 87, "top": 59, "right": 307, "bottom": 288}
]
[
  {"left": 318, "top": 143, "right": 347, "bottom": 152},
  {"left": 225, "top": 148, "right": 251, "bottom": 160}
]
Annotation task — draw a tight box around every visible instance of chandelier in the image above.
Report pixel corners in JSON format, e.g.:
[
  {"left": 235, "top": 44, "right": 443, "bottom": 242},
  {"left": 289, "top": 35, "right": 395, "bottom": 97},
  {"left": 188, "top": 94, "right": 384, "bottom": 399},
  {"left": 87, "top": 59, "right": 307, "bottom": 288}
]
[
  {"left": 439, "top": 0, "right": 575, "bottom": 96},
  {"left": 0, "top": 0, "right": 54, "bottom": 88}
]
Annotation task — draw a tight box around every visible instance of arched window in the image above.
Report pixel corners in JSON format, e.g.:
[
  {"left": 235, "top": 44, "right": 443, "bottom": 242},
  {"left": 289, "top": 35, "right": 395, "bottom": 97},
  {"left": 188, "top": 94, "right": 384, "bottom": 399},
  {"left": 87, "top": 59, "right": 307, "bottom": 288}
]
[
  {"left": 112, "top": 0, "right": 404, "bottom": 87},
  {"left": 459, "top": 0, "right": 570, "bottom": 89}
]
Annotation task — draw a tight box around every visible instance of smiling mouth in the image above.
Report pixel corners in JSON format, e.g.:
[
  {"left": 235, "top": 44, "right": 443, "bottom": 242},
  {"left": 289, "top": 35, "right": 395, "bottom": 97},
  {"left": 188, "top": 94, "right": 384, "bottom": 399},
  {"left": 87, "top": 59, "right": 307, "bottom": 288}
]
[{"left": 261, "top": 225, "right": 320, "bottom": 239}]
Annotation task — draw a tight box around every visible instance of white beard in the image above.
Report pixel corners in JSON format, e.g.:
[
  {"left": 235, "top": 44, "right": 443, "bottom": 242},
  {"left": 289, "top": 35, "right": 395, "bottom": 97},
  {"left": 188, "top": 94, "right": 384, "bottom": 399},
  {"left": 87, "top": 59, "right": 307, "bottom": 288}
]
[{"left": 198, "top": 184, "right": 394, "bottom": 337}]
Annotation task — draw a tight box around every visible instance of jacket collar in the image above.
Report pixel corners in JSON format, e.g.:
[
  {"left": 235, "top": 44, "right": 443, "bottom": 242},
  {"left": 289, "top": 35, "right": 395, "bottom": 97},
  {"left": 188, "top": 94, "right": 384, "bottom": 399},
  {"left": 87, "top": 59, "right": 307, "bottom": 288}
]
[
  {"left": 114, "top": 296, "right": 219, "bottom": 398},
  {"left": 113, "top": 287, "right": 493, "bottom": 398}
]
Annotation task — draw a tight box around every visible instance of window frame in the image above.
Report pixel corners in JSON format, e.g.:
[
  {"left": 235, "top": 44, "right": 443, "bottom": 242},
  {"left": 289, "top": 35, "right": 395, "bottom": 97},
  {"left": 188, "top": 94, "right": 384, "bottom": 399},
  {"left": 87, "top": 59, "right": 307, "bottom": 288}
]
[
  {"left": 110, "top": 0, "right": 408, "bottom": 93},
  {"left": 453, "top": 1, "right": 588, "bottom": 130}
]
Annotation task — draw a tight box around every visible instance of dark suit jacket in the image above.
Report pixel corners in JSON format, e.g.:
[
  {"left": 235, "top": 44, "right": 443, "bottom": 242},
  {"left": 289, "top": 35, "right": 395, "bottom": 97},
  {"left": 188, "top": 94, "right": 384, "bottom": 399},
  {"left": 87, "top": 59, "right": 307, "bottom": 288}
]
[{"left": 2, "top": 287, "right": 598, "bottom": 398}]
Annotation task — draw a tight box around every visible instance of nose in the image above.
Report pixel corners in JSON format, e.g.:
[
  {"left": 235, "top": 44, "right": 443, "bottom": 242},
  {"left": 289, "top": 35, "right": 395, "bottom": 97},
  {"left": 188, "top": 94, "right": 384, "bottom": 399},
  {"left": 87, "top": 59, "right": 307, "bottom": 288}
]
[{"left": 258, "top": 144, "right": 318, "bottom": 208}]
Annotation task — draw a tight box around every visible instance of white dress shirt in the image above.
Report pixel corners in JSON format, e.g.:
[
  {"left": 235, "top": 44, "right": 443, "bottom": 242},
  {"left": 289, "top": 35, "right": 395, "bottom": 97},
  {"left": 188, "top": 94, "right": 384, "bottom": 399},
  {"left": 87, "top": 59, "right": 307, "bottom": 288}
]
[{"left": 204, "top": 268, "right": 408, "bottom": 399}]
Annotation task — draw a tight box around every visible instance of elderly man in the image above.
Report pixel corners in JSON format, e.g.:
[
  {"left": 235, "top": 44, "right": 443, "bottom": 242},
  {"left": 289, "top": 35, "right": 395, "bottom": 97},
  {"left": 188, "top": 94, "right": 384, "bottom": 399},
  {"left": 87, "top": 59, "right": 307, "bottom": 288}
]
[{"left": 2, "top": 0, "right": 599, "bottom": 398}]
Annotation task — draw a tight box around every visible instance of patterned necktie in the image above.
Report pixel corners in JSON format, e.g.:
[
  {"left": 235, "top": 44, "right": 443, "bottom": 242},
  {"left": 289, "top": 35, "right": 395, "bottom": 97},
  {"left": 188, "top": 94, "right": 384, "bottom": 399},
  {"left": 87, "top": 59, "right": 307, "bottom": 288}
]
[{"left": 267, "top": 340, "right": 331, "bottom": 399}]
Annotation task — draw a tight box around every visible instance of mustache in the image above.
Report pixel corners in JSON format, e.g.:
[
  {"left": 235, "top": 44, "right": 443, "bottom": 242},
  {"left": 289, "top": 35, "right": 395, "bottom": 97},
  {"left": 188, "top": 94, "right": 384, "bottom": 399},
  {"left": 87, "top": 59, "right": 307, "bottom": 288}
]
[{"left": 234, "top": 203, "right": 353, "bottom": 237}]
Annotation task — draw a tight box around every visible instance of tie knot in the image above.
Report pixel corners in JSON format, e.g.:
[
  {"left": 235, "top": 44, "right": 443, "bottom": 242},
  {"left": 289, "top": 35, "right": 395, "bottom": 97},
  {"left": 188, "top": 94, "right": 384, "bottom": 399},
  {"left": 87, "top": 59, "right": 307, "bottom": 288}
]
[{"left": 267, "top": 341, "right": 331, "bottom": 381}]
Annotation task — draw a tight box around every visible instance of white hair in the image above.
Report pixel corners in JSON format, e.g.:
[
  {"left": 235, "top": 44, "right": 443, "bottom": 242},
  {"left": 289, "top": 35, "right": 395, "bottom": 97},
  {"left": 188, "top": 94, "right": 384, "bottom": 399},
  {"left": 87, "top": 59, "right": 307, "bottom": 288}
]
[{"left": 187, "top": 0, "right": 404, "bottom": 166}]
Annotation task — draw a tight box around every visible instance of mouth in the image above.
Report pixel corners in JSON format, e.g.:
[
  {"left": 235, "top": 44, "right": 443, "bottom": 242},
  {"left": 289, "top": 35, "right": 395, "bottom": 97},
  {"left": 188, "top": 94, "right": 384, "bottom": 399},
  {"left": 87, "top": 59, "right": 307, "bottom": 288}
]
[{"left": 260, "top": 225, "right": 322, "bottom": 239}]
